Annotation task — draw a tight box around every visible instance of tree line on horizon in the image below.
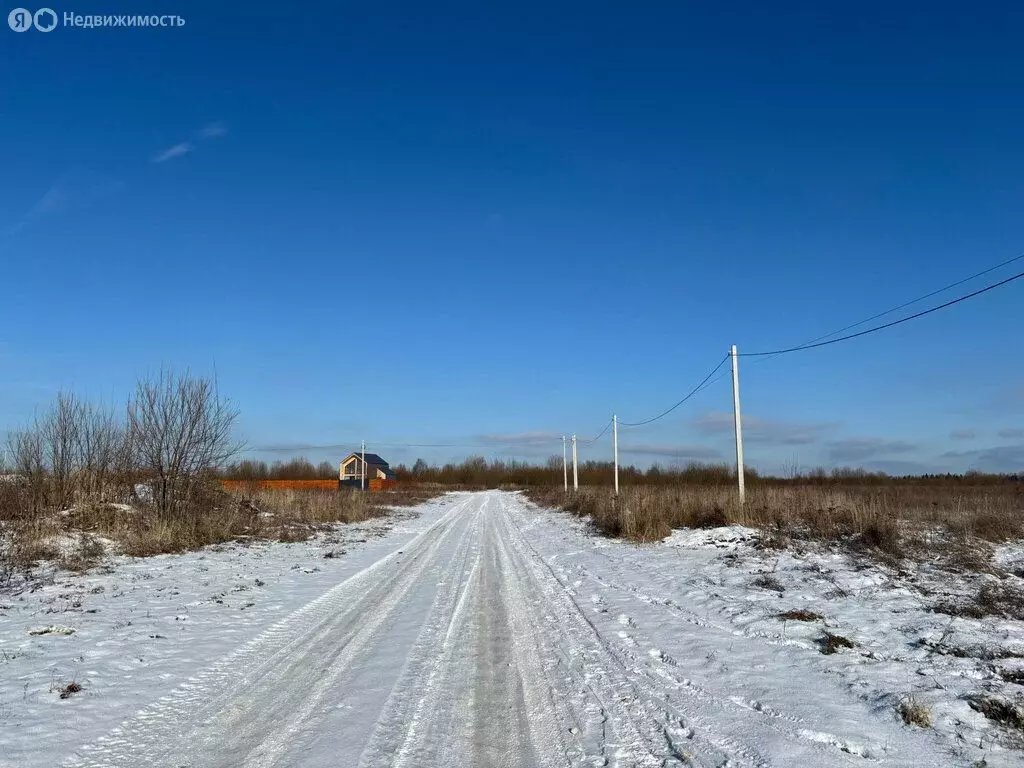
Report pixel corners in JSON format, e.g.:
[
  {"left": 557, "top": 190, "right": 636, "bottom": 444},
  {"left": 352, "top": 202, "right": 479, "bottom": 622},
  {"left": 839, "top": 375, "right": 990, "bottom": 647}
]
[{"left": 218, "top": 455, "right": 1021, "bottom": 487}]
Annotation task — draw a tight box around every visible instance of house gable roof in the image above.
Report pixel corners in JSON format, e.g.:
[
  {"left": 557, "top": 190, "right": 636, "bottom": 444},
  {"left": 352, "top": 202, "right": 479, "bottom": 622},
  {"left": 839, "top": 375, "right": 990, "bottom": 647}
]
[{"left": 342, "top": 452, "right": 390, "bottom": 467}]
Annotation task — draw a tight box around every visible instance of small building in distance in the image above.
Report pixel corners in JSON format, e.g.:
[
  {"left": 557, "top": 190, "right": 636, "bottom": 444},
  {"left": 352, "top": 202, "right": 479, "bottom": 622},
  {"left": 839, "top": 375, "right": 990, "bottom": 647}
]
[{"left": 339, "top": 452, "right": 397, "bottom": 490}]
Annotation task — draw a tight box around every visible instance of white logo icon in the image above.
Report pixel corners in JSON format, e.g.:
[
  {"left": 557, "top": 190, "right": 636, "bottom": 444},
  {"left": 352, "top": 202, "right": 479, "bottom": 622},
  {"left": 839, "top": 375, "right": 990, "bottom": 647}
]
[
  {"left": 33, "top": 7, "right": 56, "bottom": 30},
  {"left": 7, "top": 7, "right": 57, "bottom": 31},
  {"left": 8, "top": 7, "right": 32, "bottom": 30}
]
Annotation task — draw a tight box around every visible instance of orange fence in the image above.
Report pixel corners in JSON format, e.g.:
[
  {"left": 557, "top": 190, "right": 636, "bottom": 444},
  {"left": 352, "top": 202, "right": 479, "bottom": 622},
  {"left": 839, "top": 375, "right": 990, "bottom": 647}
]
[
  {"left": 220, "top": 479, "right": 339, "bottom": 491},
  {"left": 221, "top": 479, "right": 399, "bottom": 492}
]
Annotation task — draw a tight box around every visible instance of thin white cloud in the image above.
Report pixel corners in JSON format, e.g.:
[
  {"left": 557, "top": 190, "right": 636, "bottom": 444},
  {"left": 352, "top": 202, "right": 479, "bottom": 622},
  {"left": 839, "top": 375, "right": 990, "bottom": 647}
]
[
  {"left": 198, "top": 121, "right": 228, "bottom": 139},
  {"left": 828, "top": 437, "right": 918, "bottom": 462},
  {"left": 695, "top": 411, "right": 838, "bottom": 445},
  {"left": 619, "top": 443, "right": 722, "bottom": 460},
  {"left": 2, "top": 167, "right": 123, "bottom": 241},
  {"left": 152, "top": 142, "right": 193, "bottom": 163},
  {"left": 940, "top": 444, "right": 1024, "bottom": 472},
  {"left": 950, "top": 429, "right": 978, "bottom": 440},
  {"left": 474, "top": 431, "right": 562, "bottom": 447}
]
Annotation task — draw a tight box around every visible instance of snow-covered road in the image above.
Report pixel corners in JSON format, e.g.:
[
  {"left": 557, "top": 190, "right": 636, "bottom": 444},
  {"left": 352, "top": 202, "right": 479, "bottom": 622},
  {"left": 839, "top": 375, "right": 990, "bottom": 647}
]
[{"left": 42, "top": 490, "right": 968, "bottom": 767}]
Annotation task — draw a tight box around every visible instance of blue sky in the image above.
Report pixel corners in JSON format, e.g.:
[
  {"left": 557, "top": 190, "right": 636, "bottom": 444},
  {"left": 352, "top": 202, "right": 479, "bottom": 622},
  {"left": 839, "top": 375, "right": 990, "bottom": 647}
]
[{"left": 2, "top": 1, "right": 1023, "bottom": 474}]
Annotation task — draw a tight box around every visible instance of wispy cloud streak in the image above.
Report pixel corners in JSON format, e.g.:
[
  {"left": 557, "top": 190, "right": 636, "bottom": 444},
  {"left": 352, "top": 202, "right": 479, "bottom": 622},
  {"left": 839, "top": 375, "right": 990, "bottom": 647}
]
[{"left": 152, "top": 142, "right": 193, "bottom": 163}]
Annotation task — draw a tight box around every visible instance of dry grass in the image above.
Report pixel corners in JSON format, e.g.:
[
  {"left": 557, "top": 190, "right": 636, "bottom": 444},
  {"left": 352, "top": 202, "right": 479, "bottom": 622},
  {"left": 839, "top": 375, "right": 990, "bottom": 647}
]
[
  {"left": 934, "top": 581, "right": 1024, "bottom": 621},
  {"left": 752, "top": 574, "right": 785, "bottom": 593},
  {"left": 818, "top": 631, "right": 856, "bottom": 655},
  {"left": 58, "top": 681, "right": 83, "bottom": 700},
  {"left": 899, "top": 696, "right": 932, "bottom": 728},
  {"left": 966, "top": 694, "right": 1024, "bottom": 732},
  {"left": 0, "top": 483, "right": 443, "bottom": 576},
  {"left": 527, "top": 484, "right": 1024, "bottom": 568},
  {"left": 778, "top": 609, "right": 823, "bottom": 622}
]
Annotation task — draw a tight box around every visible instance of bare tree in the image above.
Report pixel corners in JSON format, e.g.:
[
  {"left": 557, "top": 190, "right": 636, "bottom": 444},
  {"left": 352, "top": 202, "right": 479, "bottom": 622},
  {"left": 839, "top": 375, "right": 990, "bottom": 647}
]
[
  {"left": 127, "top": 370, "right": 242, "bottom": 517},
  {"left": 75, "top": 401, "right": 128, "bottom": 500},
  {"left": 41, "top": 392, "right": 84, "bottom": 511},
  {"left": 7, "top": 423, "right": 46, "bottom": 516}
]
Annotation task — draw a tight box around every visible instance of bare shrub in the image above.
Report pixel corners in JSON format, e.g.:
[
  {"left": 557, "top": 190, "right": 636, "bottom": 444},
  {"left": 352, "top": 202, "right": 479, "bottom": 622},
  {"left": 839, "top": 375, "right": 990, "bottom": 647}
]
[
  {"left": 41, "top": 392, "right": 83, "bottom": 511},
  {"left": 7, "top": 425, "right": 46, "bottom": 517},
  {"left": 899, "top": 696, "right": 932, "bottom": 728},
  {"left": 59, "top": 534, "right": 106, "bottom": 573},
  {"left": 128, "top": 370, "right": 242, "bottom": 518},
  {"left": 75, "top": 401, "right": 130, "bottom": 501},
  {"left": 7, "top": 519, "right": 60, "bottom": 568}
]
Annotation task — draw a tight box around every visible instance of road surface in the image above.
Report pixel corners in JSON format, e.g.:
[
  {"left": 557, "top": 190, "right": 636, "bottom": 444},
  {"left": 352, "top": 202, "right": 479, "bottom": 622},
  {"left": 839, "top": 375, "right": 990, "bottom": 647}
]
[{"left": 68, "top": 491, "right": 952, "bottom": 767}]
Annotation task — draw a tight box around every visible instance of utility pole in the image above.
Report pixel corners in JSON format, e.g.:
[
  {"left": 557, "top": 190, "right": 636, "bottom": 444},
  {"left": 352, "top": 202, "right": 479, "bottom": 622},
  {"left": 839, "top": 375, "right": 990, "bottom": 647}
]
[
  {"left": 571, "top": 434, "right": 578, "bottom": 491},
  {"left": 562, "top": 435, "right": 568, "bottom": 493},
  {"left": 361, "top": 440, "right": 366, "bottom": 492},
  {"left": 730, "top": 345, "right": 745, "bottom": 504},
  {"left": 613, "top": 414, "right": 619, "bottom": 495}
]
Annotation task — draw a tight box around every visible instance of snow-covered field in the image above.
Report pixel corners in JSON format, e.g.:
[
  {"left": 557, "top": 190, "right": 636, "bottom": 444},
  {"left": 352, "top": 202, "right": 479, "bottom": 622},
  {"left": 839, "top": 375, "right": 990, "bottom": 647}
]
[{"left": 2, "top": 490, "right": 1022, "bottom": 766}]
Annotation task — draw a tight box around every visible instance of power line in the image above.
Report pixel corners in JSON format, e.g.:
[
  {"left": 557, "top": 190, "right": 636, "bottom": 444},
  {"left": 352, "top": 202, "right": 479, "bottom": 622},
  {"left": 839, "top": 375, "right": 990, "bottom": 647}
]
[
  {"left": 578, "top": 417, "right": 614, "bottom": 445},
  {"left": 370, "top": 438, "right": 562, "bottom": 449},
  {"left": 740, "top": 269, "right": 1024, "bottom": 357},
  {"left": 618, "top": 354, "right": 730, "bottom": 427},
  {"left": 797, "top": 251, "right": 1024, "bottom": 349}
]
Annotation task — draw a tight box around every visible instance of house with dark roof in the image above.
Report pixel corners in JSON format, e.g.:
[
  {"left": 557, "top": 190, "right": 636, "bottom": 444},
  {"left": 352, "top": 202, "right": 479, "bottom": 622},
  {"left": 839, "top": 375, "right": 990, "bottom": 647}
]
[{"left": 339, "top": 451, "right": 395, "bottom": 488}]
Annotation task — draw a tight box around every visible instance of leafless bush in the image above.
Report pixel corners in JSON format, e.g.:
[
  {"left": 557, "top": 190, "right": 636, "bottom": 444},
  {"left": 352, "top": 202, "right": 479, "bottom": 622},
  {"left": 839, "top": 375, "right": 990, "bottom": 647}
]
[
  {"left": 7, "top": 424, "right": 46, "bottom": 516},
  {"left": 899, "top": 696, "right": 932, "bottom": 728},
  {"left": 59, "top": 534, "right": 106, "bottom": 573},
  {"left": 128, "top": 370, "right": 242, "bottom": 518},
  {"left": 75, "top": 400, "right": 130, "bottom": 501},
  {"left": 42, "top": 392, "right": 82, "bottom": 511}
]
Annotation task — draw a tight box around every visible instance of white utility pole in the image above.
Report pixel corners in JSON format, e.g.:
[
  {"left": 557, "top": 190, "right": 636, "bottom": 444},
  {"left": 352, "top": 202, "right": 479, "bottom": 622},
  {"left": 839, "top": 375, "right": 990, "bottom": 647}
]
[
  {"left": 730, "top": 345, "right": 745, "bottom": 504},
  {"left": 361, "top": 440, "right": 366, "bottom": 491},
  {"left": 571, "top": 434, "right": 578, "bottom": 491},
  {"left": 562, "top": 435, "right": 568, "bottom": 493},
  {"left": 613, "top": 414, "right": 619, "bottom": 495}
]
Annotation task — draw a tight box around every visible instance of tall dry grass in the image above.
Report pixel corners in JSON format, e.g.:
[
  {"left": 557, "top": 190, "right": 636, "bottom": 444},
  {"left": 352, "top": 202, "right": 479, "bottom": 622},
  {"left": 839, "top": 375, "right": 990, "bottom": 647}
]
[
  {"left": 0, "top": 483, "right": 444, "bottom": 584},
  {"left": 527, "top": 484, "right": 1024, "bottom": 564}
]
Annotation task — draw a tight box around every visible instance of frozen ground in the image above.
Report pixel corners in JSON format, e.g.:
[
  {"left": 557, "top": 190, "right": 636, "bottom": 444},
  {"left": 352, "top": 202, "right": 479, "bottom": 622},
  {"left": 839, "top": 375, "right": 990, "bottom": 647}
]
[{"left": 1, "top": 490, "right": 1021, "bottom": 766}]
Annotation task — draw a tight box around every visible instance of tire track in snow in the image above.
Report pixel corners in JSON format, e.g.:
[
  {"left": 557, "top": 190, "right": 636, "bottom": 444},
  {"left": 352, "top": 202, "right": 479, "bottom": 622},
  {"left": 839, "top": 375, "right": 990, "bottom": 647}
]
[
  {"left": 65, "top": 495, "right": 478, "bottom": 767},
  {"left": 499, "top": 494, "right": 765, "bottom": 768}
]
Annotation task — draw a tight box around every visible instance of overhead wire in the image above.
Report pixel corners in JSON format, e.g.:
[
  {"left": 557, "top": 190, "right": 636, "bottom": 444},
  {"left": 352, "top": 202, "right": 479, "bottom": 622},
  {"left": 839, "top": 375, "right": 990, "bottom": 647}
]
[
  {"left": 329, "top": 256, "right": 1024, "bottom": 457},
  {"left": 740, "top": 269, "right": 1024, "bottom": 357},
  {"left": 618, "top": 354, "right": 730, "bottom": 427},
  {"left": 792, "top": 252, "right": 1024, "bottom": 351},
  {"left": 577, "top": 417, "right": 615, "bottom": 445}
]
